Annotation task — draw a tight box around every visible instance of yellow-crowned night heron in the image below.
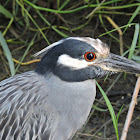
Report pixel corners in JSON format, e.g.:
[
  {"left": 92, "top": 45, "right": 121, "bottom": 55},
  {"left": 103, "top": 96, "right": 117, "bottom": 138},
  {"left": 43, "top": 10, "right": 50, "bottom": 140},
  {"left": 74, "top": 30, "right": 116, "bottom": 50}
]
[{"left": 0, "top": 37, "right": 140, "bottom": 140}]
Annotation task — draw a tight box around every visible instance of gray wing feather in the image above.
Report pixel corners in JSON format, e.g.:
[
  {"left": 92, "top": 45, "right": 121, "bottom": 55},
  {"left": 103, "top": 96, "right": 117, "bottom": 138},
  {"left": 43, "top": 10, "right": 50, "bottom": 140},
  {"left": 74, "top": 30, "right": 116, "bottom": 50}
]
[{"left": 0, "top": 71, "right": 59, "bottom": 140}]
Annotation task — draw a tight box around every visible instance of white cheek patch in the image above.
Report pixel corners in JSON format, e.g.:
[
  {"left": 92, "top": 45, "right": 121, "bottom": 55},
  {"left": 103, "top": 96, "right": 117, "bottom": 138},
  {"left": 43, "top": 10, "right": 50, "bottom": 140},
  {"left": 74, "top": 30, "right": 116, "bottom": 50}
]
[{"left": 57, "top": 54, "right": 94, "bottom": 69}]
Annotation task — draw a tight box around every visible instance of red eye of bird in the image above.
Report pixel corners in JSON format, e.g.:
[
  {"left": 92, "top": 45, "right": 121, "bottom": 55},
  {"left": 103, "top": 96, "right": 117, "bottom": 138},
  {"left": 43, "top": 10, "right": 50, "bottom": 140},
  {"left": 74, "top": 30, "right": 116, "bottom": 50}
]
[{"left": 84, "top": 52, "right": 96, "bottom": 62}]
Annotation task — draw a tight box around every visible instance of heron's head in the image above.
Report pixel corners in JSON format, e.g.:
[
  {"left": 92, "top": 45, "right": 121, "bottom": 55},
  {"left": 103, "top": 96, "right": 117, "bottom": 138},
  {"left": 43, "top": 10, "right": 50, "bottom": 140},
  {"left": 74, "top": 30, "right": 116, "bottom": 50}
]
[{"left": 35, "top": 37, "right": 140, "bottom": 82}]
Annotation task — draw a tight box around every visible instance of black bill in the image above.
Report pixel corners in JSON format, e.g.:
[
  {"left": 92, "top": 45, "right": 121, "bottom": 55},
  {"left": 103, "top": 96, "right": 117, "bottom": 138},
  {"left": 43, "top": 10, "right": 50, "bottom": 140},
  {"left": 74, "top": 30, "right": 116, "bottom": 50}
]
[{"left": 96, "top": 53, "right": 140, "bottom": 74}]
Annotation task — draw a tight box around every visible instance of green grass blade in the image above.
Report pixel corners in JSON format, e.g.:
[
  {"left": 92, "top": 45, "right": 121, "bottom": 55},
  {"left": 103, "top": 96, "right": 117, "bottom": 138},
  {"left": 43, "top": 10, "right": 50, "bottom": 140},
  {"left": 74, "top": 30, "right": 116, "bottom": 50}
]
[
  {"left": 3, "top": 17, "right": 14, "bottom": 36},
  {"left": 123, "top": 5, "right": 140, "bottom": 34},
  {"left": 99, "top": 14, "right": 119, "bottom": 42},
  {"left": 59, "top": 0, "right": 70, "bottom": 10},
  {"left": 128, "top": 23, "right": 139, "bottom": 59},
  {"left": 92, "top": 104, "right": 108, "bottom": 112},
  {"left": 138, "top": 27, "right": 140, "bottom": 49},
  {"left": 99, "top": 23, "right": 136, "bottom": 37},
  {"left": 0, "top": 31, "right": 15, "bottom": 76},
  {"left": 23, "top": 0, "right": 123, "bottom": 14},
  {"left": 52, "top": 27, "right": 68, "bottom": 38},
  {"left": 132, "top": 55, "right": 140, "bottom": 62},
  {"left": 16, "top": 0, "right": 50, "bottom": 45},
  {"left": 96, "top": 81, "right": 119, "bottom": 140},
  {"left": 15, "top": 32, "right": 38, "bottom": 73},
  {"left": 36, "top": 10, "right": 68, "bottom": 38},
  {"left": 0, "top": 4, "right": 13, "bottom": 19},
  {"left": 117, "top": 105, "right": 124, "bottom": 124}
]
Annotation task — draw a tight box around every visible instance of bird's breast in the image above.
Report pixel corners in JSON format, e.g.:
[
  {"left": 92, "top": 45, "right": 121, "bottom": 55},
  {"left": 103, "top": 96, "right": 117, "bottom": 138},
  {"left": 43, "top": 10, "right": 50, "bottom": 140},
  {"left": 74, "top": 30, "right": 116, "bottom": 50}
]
[{"left": 45, "top": 74, "right": 96, "bottom": 139}]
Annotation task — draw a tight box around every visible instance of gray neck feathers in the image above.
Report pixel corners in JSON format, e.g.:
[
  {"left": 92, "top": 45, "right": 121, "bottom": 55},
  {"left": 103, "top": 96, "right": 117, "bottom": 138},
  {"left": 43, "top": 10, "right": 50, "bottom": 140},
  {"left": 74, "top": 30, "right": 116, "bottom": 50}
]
[{"left": 45, "top": 74, "right": 96, "bottom": 139}]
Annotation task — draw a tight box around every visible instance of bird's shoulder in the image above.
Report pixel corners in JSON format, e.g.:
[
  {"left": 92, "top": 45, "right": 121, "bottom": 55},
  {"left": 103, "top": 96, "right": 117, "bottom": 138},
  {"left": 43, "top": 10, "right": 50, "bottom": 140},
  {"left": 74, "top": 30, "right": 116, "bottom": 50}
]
[
  {"left": 0, "top": 71, "right": 59, "bottom": 139},
  {"left": 0, "top": 71, "right": 50, "bottom": 112}
]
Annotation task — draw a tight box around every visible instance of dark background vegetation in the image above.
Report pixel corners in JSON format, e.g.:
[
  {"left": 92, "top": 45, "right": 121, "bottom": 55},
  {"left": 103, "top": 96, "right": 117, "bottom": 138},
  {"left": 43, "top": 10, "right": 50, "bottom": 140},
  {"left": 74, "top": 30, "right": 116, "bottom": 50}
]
[{"left": 0, "top": 0, "right": 140, "bottom": 139}]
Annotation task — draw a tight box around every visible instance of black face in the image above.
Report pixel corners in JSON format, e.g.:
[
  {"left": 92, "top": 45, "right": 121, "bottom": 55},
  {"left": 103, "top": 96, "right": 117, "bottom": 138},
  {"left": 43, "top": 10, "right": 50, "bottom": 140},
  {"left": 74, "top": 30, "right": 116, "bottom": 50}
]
[{"left": 35, "top": 39, "right": 105, "bottom": 82}]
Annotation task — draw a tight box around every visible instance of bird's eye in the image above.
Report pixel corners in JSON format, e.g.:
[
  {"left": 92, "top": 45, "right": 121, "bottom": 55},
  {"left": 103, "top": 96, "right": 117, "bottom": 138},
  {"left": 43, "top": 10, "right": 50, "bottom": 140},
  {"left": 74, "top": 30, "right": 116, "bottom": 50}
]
[{"left": 84, "top": 52, "right": 96, "bottom": 62}]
